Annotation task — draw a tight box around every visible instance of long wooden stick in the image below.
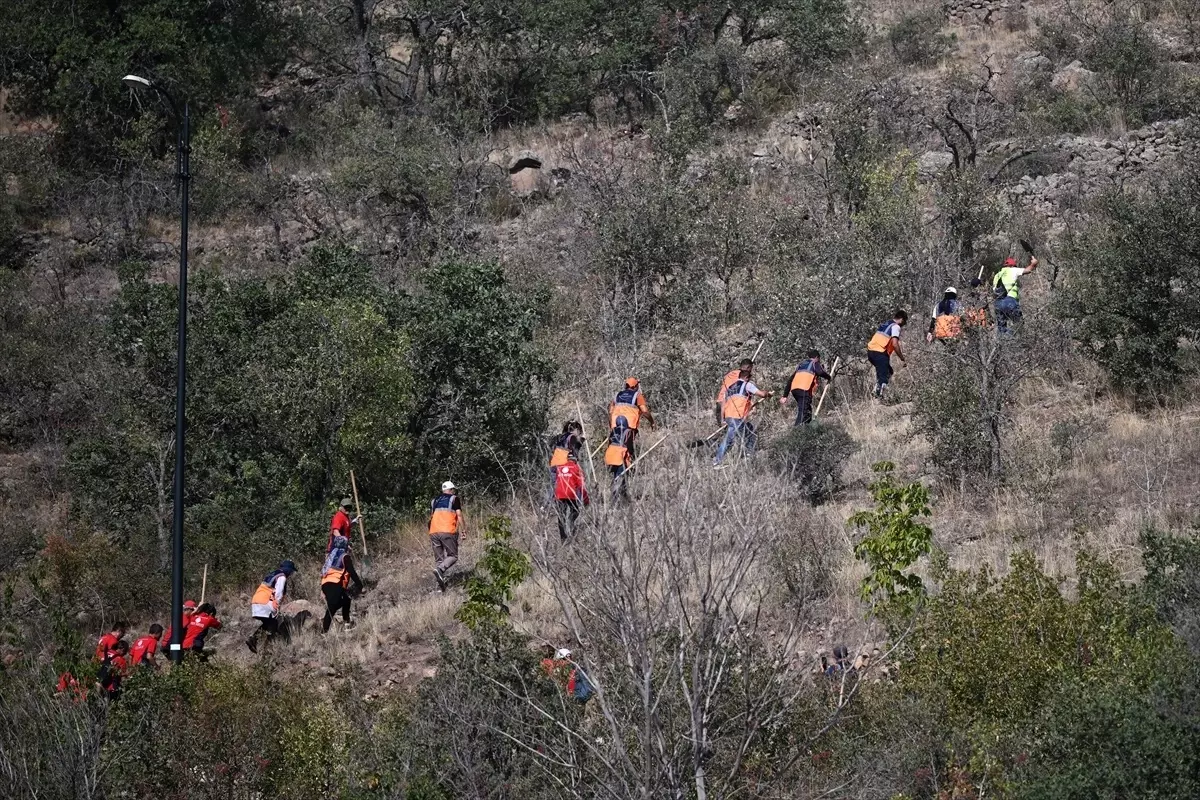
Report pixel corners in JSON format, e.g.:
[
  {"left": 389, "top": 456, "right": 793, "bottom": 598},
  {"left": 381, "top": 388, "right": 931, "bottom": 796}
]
[
  {"left": 976, "top": 263, "right": 985, "bottom": 281},
  {"left": 629, "top": 434, "right": 670, "bottom": 470},
  {"left": 813, "top": 357, "right": 841, "bottom": 419},
  {"left": 350, "top": 470, "right": 368, "bottom": 557},
  {"left": 199, "top": 563, "right": 208, "bottom": 606},
  {"left": 576, "top": 400, "right": 597, "bottom": 479},
  {"left": 751, "top": 338, "right": 766, "bottom": 363}
]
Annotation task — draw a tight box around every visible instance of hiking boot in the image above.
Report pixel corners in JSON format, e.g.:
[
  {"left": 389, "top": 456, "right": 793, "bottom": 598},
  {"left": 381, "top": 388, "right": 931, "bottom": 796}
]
[
  {"left": 245, "top": 636, "right": 258, "bottom": 654},
  {"left": 433, "top": 567, "right": 447, "bottom": 591}
]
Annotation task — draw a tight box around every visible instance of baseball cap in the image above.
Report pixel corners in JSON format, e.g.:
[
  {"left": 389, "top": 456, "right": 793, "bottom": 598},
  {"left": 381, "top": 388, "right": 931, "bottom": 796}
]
[
  {"left": 554, "top": 648, "right": 572, "bottom": 659},
  {"left": 945, "top": 286, "right": 957, "bottom": 295},
  {"left": 441, "top": 481, "right": 456, "bottom": 492}
]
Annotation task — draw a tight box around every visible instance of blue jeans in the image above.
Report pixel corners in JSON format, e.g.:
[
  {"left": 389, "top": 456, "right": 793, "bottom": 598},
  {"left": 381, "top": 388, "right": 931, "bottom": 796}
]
[
  {"left": 715, "top": 418, "right": 756, "bottom": 464},
  {"left": 867, "top": 351, "right": 892, "bottom": 393},
  {"left": 995, "top": 297, "right": 1021, "bottom": 333}
]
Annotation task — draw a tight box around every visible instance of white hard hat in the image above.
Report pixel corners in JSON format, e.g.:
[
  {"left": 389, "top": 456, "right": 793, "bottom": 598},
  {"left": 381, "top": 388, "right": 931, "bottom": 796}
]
[
  {"left": 554, "top": 648, "right": 572, "bottom": 659},
  {"left": 441, "top": 481, "right": 456, "bottom": 492},
  {"left": 945, "top": 286, "right": 958, "bottom": 295}
]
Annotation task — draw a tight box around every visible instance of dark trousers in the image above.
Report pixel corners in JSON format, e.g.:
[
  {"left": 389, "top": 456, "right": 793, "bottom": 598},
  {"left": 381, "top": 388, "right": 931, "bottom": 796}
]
[
  {"left": 556, "top": 499, "right": 582, "bottom": 541},
  {"left": 322, "top": 583, "right": 351, "bottom": 632},
  {"left": 792, "top": 390, "right": 814, "bottom": 425},
  {"left": 610, "top": 465, "right": 630, "bottom": 501},
  {"left": 996, "top": 297, "right": 1021, "bottom": 333},
  {"left": 867, "top": 351, "right": 892, "bottom": 391}
]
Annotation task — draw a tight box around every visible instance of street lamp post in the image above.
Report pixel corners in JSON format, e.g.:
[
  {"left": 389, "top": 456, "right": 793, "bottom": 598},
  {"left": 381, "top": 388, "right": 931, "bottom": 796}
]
[{"left": 122, "top": 75, "right": 191, "bottom": 664}]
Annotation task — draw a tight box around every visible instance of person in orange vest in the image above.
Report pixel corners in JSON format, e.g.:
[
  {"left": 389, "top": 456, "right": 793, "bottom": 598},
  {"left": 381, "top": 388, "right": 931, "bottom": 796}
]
[
  {"left": 779, "top": 350, "right": 832, "bottom": 426},
  {"left": 182, "top": 603, "right": 222, "bottom": 660},
  {"left": 715, "top": 359, "right": 755, "bottom": 424},
  {"left": 605, "top": 417, "right": 635, "bottom": 501},
  {"left": 321, "top": 534, "right": 364, "bottom": 632},
  {"left": 94, "top": 622, "right": 127, "bottom": 662},
  {"left": 162, "top": 599, "right": 197, "bottom": 650},
  {"left": 130, "top": 624, "right": 163, "bottom": 669},
  {"left": 546, "top": 420, "right": 585, "bottom": 504},
  {"left": 926, "top": 287, "right": 964, "bottom": 343},
  {"left": 553, "top": 454, "right": 590, "bottom": 540},
  {"left": 866, "top": 309, "right": 908, "bottom": 399},
  {"left": 609, "top": 378, "right": 654, "bottom": 460},
  {"left": 430, "top": 481, "right": 464, "bottom": 592},
  {"left": 714, "top": 369, "right": 772, "bottom": 465},
  {"left": 246, "top": 560, "right": 297, "bottom": 654},
  {"left": 328, "top": 498, "right": 360, "bottom": 553},
  {"left": 97, "top": 640, "right": 129, "bottom": 700}
]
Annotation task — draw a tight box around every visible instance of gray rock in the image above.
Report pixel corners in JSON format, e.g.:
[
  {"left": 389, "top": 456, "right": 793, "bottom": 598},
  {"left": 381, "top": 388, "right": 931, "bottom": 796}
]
[
  {"left": 1051, "top": 60, "right": 1097, "bottom": 93},
  {"left": 918, "top": 150, "right": 955, "bottom": 176},
  {"left": 1012, "top": 51, "right": 1052, "bottom": 91}
]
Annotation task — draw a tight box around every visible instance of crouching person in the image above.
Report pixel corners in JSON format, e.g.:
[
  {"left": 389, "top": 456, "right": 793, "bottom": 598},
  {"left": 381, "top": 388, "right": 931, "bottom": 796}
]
[{"left": 246, "top": 560, "right": 297, "bottom": 654}]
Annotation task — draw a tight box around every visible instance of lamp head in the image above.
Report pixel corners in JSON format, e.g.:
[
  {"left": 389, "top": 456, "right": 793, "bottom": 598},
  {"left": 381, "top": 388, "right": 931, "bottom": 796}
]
[{"left": 122, "top": 74, "right": 153, "bottom": 91}]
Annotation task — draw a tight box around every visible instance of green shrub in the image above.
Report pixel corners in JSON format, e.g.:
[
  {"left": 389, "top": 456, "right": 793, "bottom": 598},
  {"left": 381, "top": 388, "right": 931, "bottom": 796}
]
[
  {"left": 456, "top": 516, "right": 532, "bottom": 629},
  {"left": 769, "top": 422, "right": 857, "bottom": 503},
  {"left": 888, "top": 12, "right": 954, "bottom": 67},
  {"left": 1056, "top": 163, "right": 1200, "bottom": 402},
  {"left": 848, "top": 462, "right": 933, "bottom": 621}
]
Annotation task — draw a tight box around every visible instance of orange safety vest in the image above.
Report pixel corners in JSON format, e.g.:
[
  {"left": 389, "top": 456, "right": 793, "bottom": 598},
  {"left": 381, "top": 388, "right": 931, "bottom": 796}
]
[
  {"left": 252, "top": 582, "right": 278, "bottom": 610},
  {"left": 963, "top": 307, "right": 987, "bottom": 327},
  {"left": 608, "top": 388, "right": 645, "bottom": 430},
  {"left": 789, "top": 361, "right": 819, "bottom": 395},
  {"left": 722, "top": 379, "right": 754, "bottom": 420},
  {"left": 715, "top": 369, "right": 740, "bottom": 405},
  {"left": 321, "top": 566, "right": 349, "bottom": 587},
  {"left": 548, "top": 433, "right": 578, "bottom": 467},
  {"left": 429, "top": 494, "right": 459, "bottom": 535},
  {"left": 605, "top": 443, "right": 630, "bottom": 467},
  {"left": 933, "top": 313, "right": 962, "bottom": 339},
  {"left": 867, "top": 322, "right": 899, "bottom": 355}
]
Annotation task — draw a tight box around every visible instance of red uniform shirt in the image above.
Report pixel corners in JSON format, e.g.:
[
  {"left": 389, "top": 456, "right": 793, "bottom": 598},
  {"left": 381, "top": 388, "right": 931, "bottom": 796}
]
[
  {"left": 163, "top": 610, "right": 195, "bottom": 646},
  {"left": 329, "top": 508, "right": 352, "bottom": 552},
  {"left": 182, "top": 613, "right": 221, "bottom": 650},
  {"left": 553, "top": 462, "right": 590, "bottom": 504},
  {"left": 130, "top": 635, "right": 160, "bottom": 666},
  {"left": 94, "top": 631, "right": 121, "bottom": 662}
]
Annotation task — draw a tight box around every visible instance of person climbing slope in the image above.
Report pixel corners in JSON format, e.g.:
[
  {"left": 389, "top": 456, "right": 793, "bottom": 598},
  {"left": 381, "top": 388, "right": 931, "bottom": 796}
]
[
  {"left": 926, "top": 287, "right": 964, "bottom": 342},
  {"left": 779, "top": 350, "right": 832, "bottom": 426},
  {"left": 993, "top": 254, "right": 1038, "bottom": 333},
  {"left": 714, "top": 359, "right": 754, "bottom": 424},
  {"left": 714, "top": 369, "right": 772, "bottom": 465},
  {"left": 553, "top": 454, "right": 590, "bottom": 540},
  {"left": 182, "top": 603, "right": 221, "bottom": 660},
  {"left": 546, "top": 420, "right": 585, "bottom": 504},
  {"left": 866, "top": 309, "right": 907, "bottom": 399},
  {"left": 605, "top": 417, "right": 635, "bottom": 501},
  {"left": 430, "top": 481, "right": 464, "bottom": 592},
  {"left": 609, "top": 378, "right": 654, "bottom": 460},
  {"left": 246, "top": 560, "right": 297, "bottom": 654},
  {"left": 94, "top": 622, "right": 127, "bottom": 662},
  {"left": 130, "top": 624, "right": 163, "bottom": 669},
  {"left": 321, "top": 534, "right": 364, "bottom": 632},
  {"left": 328, "top": 497, "right": 359, "bottom": 553}
]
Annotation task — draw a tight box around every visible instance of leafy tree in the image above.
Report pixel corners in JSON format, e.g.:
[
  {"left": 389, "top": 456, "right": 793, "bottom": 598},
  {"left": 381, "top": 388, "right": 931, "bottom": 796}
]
[
  {"left": 849, "top": 462, "right": 933, "bottom": 621},
  {"left": 1056, "top": 163, "right": 1200, "bottom": 401},
  {"left": 769, "top": 422, "right": 857, "bottom": 504},
  {"left": 455, "top": 516, "right": 532, "bottom": 629},
  {"left": 0, "top": 0, "right": 291, "bottom": 166},
  {"left": 406, "top": 259, "right": 552, "bottom": 491}
]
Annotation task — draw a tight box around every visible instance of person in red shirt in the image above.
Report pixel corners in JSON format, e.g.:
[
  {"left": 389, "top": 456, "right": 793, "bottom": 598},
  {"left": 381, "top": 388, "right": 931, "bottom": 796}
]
[
  {"left": 55, "top": 671, "right": 88, "bottom": 704},
  {"left": 162, "top": 599, "right": 197, "bottom": 648},
  {"left": 553, "top": 456, "right": 590, "bottom": 541},
  {"left": 94, "top": 622, "right": 127, "bottom": 662},
  {"left": 130, "top": 624, "right": 163, "bottom": 669},
  {"left": 98, "top": 640, "right": 129, "bottom": 700},
  {"left": 328, "top": 497, "right": 362, "bottom": 552},
  {"left": 182, "top": 603, "right": 222, "bottom": 660}
]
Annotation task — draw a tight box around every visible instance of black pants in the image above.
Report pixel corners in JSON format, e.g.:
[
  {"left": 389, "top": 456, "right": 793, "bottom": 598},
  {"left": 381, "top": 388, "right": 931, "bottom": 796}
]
[
  {"left": 792, "top": 390, "right": 814, "bottom": 425},
  {"left": 322, "top": 583, "right": 351, "bottom": 632},
  {"left": 867, "top": 351, "right": 892, "bottom": 390},
  {"left": 556, "top": 499, "right": 581, "bottom": 541}
]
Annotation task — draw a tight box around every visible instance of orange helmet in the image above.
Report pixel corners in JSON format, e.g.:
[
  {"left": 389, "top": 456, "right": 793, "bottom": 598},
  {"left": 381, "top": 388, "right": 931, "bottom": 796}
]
[{"left": 625, "top": 377, "right": 639, "bottom": 389}]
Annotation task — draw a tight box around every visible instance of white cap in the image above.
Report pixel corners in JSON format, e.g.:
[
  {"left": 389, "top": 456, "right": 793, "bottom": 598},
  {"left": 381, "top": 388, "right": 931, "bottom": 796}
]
[
  {"left": 441, "top": 481, "right": 456, "bottom": 493},
  {"left": 945, "top": 286, "right": 958, "bottom": 295},
  {"left": 554, "top": 648, "right": 572, "bottom": 659}
]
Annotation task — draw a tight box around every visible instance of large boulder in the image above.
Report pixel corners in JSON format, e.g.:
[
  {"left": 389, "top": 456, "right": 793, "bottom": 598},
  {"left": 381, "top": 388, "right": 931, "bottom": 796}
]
[
  {"left": 508, "top": 150, "right": 548, "bottom": 198},
  {"left": 1012, "top": 50, "right": 1052, "bottom": 92},
  {"left": 1051, "top": 60, "right": 1098, "bottom": 93}
]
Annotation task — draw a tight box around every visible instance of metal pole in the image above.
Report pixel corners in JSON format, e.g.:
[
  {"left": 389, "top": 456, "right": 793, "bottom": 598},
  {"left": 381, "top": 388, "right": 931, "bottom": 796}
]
[{"left": 169, "top": 102, "right": 191, "bottom": 664}]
